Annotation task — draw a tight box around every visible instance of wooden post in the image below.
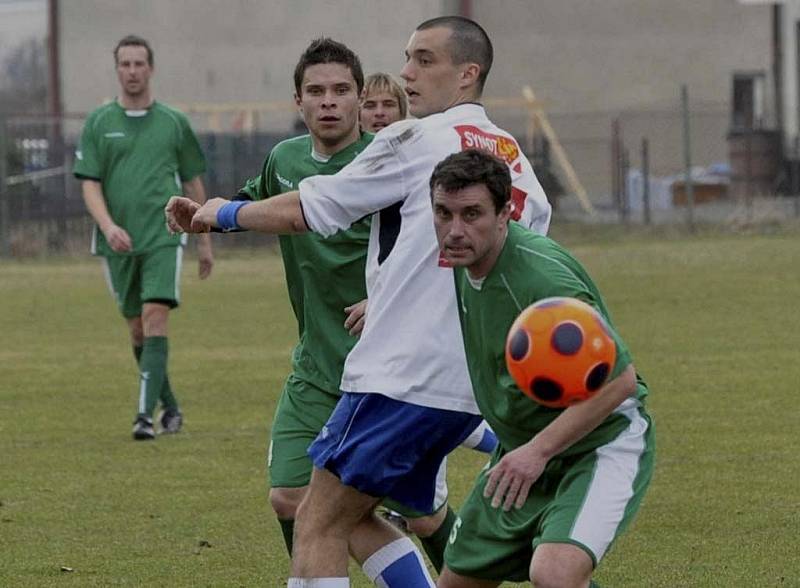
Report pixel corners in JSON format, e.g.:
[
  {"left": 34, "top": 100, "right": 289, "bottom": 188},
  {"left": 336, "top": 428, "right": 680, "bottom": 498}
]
[{"left": 522, "top": 85, "right": 596, "bottom": 216}]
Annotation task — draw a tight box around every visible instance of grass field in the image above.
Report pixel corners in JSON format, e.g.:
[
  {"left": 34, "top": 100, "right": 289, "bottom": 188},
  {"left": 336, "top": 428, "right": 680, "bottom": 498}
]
[{"left": 1, "top": 224, "right": 799, "bottom": 587}]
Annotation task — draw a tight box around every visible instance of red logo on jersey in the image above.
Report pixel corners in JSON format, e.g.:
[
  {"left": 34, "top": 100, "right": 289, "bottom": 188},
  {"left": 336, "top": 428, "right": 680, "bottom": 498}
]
[
  {"left": 437, "top": 126, "right": 528, "bottom": 266},
  {"left": 455, "top": 125, "right": 521, "bottom": 166}
]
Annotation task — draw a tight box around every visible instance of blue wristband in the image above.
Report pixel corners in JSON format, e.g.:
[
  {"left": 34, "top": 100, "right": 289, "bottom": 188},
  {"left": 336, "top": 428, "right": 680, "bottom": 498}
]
[{"left": 216, "top": 200, "right": 249, "bottom": 232}]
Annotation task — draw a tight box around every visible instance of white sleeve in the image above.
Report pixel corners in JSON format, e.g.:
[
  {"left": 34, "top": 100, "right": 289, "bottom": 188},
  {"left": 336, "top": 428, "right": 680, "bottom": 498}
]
[
  {"left": 512, "top": 155, "right": 552, "bottom": 235},
  {"left": 299, "top": 132, "right": 408, "bottom": 237}
]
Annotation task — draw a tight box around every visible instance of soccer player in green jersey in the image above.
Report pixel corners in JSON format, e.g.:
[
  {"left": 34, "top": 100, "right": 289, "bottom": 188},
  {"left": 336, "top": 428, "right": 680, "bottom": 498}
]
[
  {"left": 234, "top": 40, "right": 440, "bottom": 585},
  {"left": 74, "top": 35, "right": 213, "bottom": 441},
  {"left": 429, "top": 149, "right": 655, "bottom": 588}
]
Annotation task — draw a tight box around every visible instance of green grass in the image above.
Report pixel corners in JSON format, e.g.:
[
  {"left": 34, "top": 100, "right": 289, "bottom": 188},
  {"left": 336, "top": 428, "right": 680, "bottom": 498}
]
[{"left": 1, "top": 226, "right": 798, "bottom": 587}]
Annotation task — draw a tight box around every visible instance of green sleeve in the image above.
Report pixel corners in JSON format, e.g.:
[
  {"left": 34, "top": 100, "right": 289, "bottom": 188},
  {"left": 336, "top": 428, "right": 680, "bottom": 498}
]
[
  {"left": 237, "top": 148, "right": 278, "bottom": 201},
  {"left": 176, "top": 113, "right": 206, "bottom": 182},
  {"left": 73, "top": 112, "right": 102, "bottom": 180}
]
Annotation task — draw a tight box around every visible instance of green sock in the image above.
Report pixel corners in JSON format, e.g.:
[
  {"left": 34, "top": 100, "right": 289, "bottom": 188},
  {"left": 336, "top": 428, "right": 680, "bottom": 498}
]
[
  {"left": 589, "top": 581, "right": 603, "bottom": 588},
  {"left": 133, "top": 344, "right": 177, "bottom": 411},
  {"left": 138, "top": 336, "right": 168, "bottom": 417},
  {"left": 278, "top": 518, "right": 294, "bottom": 555},
  {"left": 419, "top": 505, "right": 456, "bottom": 573}
]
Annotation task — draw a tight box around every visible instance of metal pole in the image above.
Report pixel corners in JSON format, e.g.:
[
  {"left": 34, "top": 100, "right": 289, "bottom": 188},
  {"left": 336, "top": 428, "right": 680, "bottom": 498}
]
[
  {"left": 681, "top": 84, "right": 696, "bottom": 232},
  {"left": 611, "top": 118, "right": 621, "bottom": 217},
  {"left": 621, "top": 147, "right": 630, "bottom": 223},
  {"left": 0, "top": 117, "right": 9, "bottom": 258},
  {"left": 642, "top": 137, "right": 651, "bottom": 225}
]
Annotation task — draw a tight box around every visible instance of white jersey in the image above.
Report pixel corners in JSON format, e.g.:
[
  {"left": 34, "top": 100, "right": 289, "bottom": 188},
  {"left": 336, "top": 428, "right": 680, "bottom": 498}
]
[{"left": 299, "top": 103, "right": 551, "bottom": 413}]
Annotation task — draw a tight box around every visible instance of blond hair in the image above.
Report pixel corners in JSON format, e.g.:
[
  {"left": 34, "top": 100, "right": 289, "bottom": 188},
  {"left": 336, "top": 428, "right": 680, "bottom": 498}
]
[{"left": 362, "top": 73, "right": 408, "bottom": 120}]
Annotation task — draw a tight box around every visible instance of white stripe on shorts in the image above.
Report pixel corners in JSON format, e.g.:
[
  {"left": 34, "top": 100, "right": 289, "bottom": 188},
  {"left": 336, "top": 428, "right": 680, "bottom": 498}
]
[
  {"left": 99, "top": 257, "right": 119, "bottom": 305},
  {"left": 173, "top": 246, "right": 184, "bottom": 302},
  {"left": 569, "top": 397, "right": 648, "bottom": 561}
]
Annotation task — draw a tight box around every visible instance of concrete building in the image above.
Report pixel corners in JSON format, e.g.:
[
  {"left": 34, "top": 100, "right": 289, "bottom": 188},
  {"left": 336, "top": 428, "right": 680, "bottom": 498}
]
[{"left": 55, "top": 0, "right": 774, "bottom": 199}]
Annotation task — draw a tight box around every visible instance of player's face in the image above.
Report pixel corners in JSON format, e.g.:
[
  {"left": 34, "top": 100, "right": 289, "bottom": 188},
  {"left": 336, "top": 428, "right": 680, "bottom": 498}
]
[
  {"left": 115, "top": 46, "right": 152, "bottom": 98},
  {"left": 296, "top": 63, "right": 361, "bottom": 153},
  {"left": 433, "top": 183, "right": 511, "bottom": 278},
  {"left": 400, "top": 27, "right": 464, "bottom": 118},
  {"left": 360, "top": 89, "right": 403, "bottom": 132}
]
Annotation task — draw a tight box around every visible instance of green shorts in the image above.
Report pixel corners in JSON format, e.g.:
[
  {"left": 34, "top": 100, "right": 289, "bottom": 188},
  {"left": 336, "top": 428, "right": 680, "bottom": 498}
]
[
  {"left": 102, "top": 246, "right": 183, "bottom": 318},
  {"left": 268, "top": 374, "right": 340, "bottom": 488},
  {"left": 445, "top": 406, "right": 655, "bottom": 582},
  {"left": 267, "top": 375, "right": 450, "bottom": 519}
]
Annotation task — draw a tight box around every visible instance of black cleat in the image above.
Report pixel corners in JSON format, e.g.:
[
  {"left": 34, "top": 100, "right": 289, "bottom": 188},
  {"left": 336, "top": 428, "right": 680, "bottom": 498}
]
[
  {"left": 132, "top": 416, "right": 155, "bottom": 441},
  {"left": 157, "top": 409, "right": 183, "bottom": 435}
]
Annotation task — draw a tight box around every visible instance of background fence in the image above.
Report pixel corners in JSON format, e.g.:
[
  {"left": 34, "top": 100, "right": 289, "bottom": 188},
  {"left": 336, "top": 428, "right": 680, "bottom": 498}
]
[{"left": 2, "top": 90, "right": 799, "bottom": 258}]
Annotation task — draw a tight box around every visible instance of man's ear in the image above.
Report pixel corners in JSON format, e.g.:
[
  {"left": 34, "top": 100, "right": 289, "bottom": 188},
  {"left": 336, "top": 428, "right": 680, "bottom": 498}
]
[{"left": 459, "top": 63, "right": 481, "bottom": 90}]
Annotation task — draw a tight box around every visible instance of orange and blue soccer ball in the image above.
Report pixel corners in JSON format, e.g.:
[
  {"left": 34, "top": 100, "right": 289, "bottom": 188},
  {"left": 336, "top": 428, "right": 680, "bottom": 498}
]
[{"left": 505, "top": 297, "right": 616, "bottom": 408}]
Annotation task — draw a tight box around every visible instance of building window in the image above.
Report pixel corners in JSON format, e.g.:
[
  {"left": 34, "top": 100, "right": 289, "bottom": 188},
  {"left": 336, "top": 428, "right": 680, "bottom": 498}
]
[{"left": 732, "top": 72, "right": 766, "bottom": 130}]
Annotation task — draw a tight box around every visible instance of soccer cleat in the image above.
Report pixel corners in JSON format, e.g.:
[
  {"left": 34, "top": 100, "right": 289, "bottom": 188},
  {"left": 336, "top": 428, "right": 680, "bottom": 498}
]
[
  {"left": 132, "top": 416, "right": 155, "bottom": 441},
  {"left": 157, "top": 408, "right": 183, "bottom": 435}
]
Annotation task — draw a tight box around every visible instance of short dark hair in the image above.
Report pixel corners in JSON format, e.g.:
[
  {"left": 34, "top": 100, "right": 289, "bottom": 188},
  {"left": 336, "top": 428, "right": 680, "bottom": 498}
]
[
  {"left": 429, "top": 149, "right": 511, "bottom": 213},
  {"left": 294, "top": 37, "right": 365, "bottom": 96},
  {"left": 114, "top": 35, "right": 153, "bottom": 66},
  {"left": 417, "top": 16, "right": 493, "bottom": 92}
]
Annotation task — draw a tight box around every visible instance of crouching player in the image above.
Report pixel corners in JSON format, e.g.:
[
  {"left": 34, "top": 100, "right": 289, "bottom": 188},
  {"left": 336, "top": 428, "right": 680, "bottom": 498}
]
[{"left": 429, "top": 149, "right": 655, "bottom": 588}]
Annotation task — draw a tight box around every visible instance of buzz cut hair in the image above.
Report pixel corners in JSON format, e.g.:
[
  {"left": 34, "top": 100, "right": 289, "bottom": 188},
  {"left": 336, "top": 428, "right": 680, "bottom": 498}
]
[
  {"left": 429, "top": 149, "right": 511, "bottom": 213},
  {"left": 416, "top": 16, "right": 493, "bottom": 92},
  {"left": 294, "top": 37, "right": 365, "bottom": 96},
  {"left": 363, "top": 72, "right": 408, "bottom": 120},
  {"left": 114, "top": 35, "right": 153, "bottom": 67}
]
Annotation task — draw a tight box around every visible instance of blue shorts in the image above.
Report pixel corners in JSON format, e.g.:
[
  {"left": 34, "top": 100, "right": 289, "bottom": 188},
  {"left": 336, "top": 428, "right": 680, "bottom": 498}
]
[{"left": 308, "top": 392, "right": 483, "bottom": 515}]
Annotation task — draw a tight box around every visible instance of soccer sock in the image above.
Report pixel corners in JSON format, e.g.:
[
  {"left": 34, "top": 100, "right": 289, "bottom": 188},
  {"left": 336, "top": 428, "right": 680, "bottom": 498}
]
[
  {"left": 134, "top": 343, "right": 178, "bottom": 410},
  {"left": 418, "top": 505, "right": 456, "bottom": 573},
  {"left": 589, "top": 581, "right": 603, "bottom": 588},
  {"left": 460, "top": 420, "right": 498, "bottom": 453},
  {"left": 362, "top": 537, "right": 435, "bottom": 588},
  {"left": 137, "top": 336, "right": 168, "bottom": 418},
  {"left": 278, "top": 518, "right": 294, "bottom": 555},
  {"left": 287, "top": 579, "right": 349, "bottom": 587}
]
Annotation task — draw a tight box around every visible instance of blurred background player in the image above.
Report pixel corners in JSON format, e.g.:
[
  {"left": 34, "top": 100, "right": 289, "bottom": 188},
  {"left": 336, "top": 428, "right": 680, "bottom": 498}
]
[
  {"left": 429, "top": 149, "right": 655, "bottom": 588},
  {"left": 166, "top": 16, "right": 552, "bottom": 587},
  {"left": 359, "top": 71, "right": 500, "bottom": 570},
  {"left": 359, "top": 72, "right": 407, "bottom": 133},
  {"left": 74, "top": 35, "right": 213, "bottom": 440}
]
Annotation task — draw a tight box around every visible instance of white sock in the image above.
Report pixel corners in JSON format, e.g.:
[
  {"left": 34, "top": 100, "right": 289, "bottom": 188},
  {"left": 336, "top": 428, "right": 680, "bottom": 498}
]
[
  {"left": 287, "top": 578, "right": 349, "bottom": 587},
  {"left": 362, "top": 537, "right": 435, "bottom": 587}
]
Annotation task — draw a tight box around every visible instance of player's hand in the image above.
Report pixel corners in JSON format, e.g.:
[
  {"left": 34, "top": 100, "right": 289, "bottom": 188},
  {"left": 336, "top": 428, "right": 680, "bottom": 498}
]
[
  {"left": 344, "top": 299, "right": 368, "bottom": 336},
  {"left": 190, "top": 197, "right": 229, "bottom": 232},
  {"left": 197, "top": 236, "right": 214, "bottom": 280},
  {"left": 103, "top": 223, "right": 133, "bottom": 253},
  {"left": 483, "top": 443, "right": 547, "bottom": 511},
  {"left": 165, "top": 196, "right": 201, "bottom": 233}
]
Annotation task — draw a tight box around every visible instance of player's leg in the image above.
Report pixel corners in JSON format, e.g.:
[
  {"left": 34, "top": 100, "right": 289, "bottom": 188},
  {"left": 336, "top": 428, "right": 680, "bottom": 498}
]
[
  {"left": 101, "top": 255, "right": 156, "bottom": 438},
  {"left": 139, "top": 246, "right": 183, "bottom": 428},
  {"left": 292, "top": 466, "right": 382, "bottom": 577},
  {"left": 402, "top": 459, "right": 456, "bottom": 573},
  {"left": 268, "top": 375, "right": 339, "bottom": 555},
  {"left": 531, "top": 403, "right": 655, "bottom": 587}
]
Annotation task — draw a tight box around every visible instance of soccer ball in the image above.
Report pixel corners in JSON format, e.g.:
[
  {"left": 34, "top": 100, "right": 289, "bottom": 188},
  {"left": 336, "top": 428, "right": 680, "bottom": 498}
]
[{"left": 505, "top": 297, "right": 616, "bottom": 408}]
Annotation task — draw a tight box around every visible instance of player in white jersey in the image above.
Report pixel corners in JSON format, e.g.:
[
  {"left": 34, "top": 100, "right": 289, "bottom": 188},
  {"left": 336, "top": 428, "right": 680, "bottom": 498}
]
[{"left": 167, "top": 17, "right": 551, "bottom": 587}]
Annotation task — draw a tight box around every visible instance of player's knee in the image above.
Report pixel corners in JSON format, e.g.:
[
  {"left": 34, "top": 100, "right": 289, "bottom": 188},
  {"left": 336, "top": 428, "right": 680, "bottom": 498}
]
[
  {"left": 530, "top": 544, "right": 593, "bottom": 588},
  {"left": 268, "top": 487, "right": 304, "bottom": 520},
  {"left": 405, "top": 511, "right": 444, "bottom": 537}
]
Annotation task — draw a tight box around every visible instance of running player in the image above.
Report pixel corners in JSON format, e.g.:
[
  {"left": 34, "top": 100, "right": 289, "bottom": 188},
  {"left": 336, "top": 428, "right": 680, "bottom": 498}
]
[
  {"left": 167, "top": 17, "right": 552, "bottom": 587},
  {"left": 75, "top": 35, "right": 213, "bottom": 440},
  {"left": 429, "top": 149, "right": 655, "bottom": 588}
]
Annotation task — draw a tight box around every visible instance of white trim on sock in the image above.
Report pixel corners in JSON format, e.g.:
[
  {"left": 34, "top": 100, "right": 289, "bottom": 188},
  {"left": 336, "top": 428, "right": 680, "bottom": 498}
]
[{"left": 287, "top": 578, "right": 349, "bottom": 588}]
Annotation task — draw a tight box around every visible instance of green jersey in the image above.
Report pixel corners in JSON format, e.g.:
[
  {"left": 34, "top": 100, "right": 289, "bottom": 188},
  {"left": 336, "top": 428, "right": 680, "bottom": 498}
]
[
  {"left": 239, "top": 133, "right": 373, "bottom": 394},
  {"left": 74, "top": 101, "right": 206, "bottom": 256},
  {"left": 455, "top": 222, "right": 649, "bottom": 456}
]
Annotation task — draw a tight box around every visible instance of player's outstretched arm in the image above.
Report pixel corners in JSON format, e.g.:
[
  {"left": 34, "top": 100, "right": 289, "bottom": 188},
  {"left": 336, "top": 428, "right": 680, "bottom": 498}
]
[
  {"left": 483, "top": 365, "right": 637, "bottom": 511},
  {"left": 191, "top": 191, "right": 309, "bottom": 235}
]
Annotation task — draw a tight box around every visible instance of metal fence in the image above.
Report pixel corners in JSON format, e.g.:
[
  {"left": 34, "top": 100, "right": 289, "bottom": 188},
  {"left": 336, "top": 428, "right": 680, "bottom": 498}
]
[{"left": 2, "top": 93, "right": 799, "bottom": 258}]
